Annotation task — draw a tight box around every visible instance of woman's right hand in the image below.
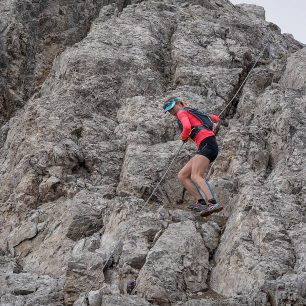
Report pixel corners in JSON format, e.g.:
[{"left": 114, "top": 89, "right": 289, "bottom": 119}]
[{"left": 180, "top": 134, "right": 189, "bottom": 142}]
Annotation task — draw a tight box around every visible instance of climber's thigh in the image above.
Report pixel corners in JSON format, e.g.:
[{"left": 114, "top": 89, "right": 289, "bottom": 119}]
[
  {"left": 191, "top": 154, "right": 210, "bottom": 178},
  {"left": 178, "top": 158, "right": 193, "bottom": 179}
]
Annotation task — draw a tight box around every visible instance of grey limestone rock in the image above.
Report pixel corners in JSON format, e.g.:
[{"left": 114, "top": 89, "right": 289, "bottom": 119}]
[
  {"left": 201, "top": 221, "right": 221, "bottom": 253},
  {"left": 236, "top": 4, "right": 265, "bottom": 20},
  {"left": 0, "top": 257, "right": 64, "bottom": 306},
  {"left": 280, "top": 47, "right": 306, "bottom": 90},
  {"left": 0, "top": 0, "right": 112, "bottom": 127},
  {"left": 209, "top": 51, "right": 306, "bottom": 302},
  {"left": 135, "top": 221, "right": 209, "bottom": 303},
  {"left": 74, "top": 292, "right": 152, "bottom": 306}
]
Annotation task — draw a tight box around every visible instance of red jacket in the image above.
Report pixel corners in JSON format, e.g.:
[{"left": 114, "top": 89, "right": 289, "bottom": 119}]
[{"left": 177, "top": 109, "right": 219, "bottom": 148}]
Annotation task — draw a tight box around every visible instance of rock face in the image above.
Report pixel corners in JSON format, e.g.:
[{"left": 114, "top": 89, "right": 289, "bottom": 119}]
[
  {"left": 0, "top": 0, "right": 109, "bottom": 126},
  {"left": 0, "top": 256, "right": 64, "bottom": 306},
  {"left": 135, "top": 221, "right": 209, "bottom": 303},
  {"left": 236, "top": 4, "right": 266, "bottom": 20},
  {"left": 209, "top": 47, "right": 306, "bottom": 302},
  {"left": 0, "top": 0, "right": 305, "bottom": 305},
  {"left": 280, "top": 48, "right": 306, "bottom": 90}
]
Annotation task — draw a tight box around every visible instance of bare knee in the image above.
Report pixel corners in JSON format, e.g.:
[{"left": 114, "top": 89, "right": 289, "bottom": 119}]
[{"left": 178, "top": 170, "right": 188, "bottom": 183}]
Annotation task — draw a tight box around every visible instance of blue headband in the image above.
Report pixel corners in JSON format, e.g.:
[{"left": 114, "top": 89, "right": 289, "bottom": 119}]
[{"left": 167, "top": 97, "right": 180, "bottom": 104}]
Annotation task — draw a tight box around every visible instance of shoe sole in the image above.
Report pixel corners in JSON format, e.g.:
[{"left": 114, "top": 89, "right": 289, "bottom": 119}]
[{"left": 200, "top": 206, "right": 223, "bottom": 217}]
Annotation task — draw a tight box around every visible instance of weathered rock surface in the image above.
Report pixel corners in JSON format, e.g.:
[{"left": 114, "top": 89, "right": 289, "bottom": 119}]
[
  {"left": 236, "top": 4, "right": 266, "bottom": 20},
  {"left": 280, "top": 47, "right": 306, "bottom": 90},
  {"left": 135, "top": 220, "right": 209, "bottom": 303},
  {"left": 0, "top": 0, "right": 305, "bottom": 305},
  {"left": 0, "top": 257, "right": 64, "bottom": 306},
  {"left": 0, "top": 0, "right": 114, "bottom": 127},
  {"left": 74, "top": 292, "right": 152, "bottom": 306},
  {"left": 209, "top": 48, "right": 306, "bottom": 304}
]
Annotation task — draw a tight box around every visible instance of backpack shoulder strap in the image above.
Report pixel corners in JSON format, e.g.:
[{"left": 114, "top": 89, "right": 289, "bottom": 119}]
[{"left": 177, "top": 118, "right": 183, "bottom": 131}]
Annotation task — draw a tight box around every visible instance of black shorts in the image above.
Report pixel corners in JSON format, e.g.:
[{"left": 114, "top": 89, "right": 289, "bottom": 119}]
[{"left": 196, "top": 136, "right": 218, "bottom": 163}]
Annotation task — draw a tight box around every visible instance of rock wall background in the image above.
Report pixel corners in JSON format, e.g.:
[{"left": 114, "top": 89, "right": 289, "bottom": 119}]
[
  {"left": 0, "top": 0, "right": 305, "bottom": 305},
  {"left": 0, "top": 0, "right": 110, "bottom": 126}
]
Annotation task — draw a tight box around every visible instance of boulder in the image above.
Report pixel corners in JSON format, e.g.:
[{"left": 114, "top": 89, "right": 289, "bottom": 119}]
[
  {"left": 135, "top": 221, "right": 209, "bottom": 304},
  {"left": 280, "top": 48, "right": 306, "bottom": 90},
  {"left": 236, "top": 4, "right": 265, "bottom": 20}
]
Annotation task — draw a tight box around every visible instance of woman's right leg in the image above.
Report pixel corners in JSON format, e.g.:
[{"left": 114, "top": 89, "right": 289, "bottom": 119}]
[{"left": 177, "top": 158, "right": 202, "bottom": 201}]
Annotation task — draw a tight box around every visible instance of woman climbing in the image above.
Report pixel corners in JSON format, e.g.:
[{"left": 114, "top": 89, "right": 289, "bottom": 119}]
[{"left": 163, "top": 96, "right": 223, "bottom": 217}]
